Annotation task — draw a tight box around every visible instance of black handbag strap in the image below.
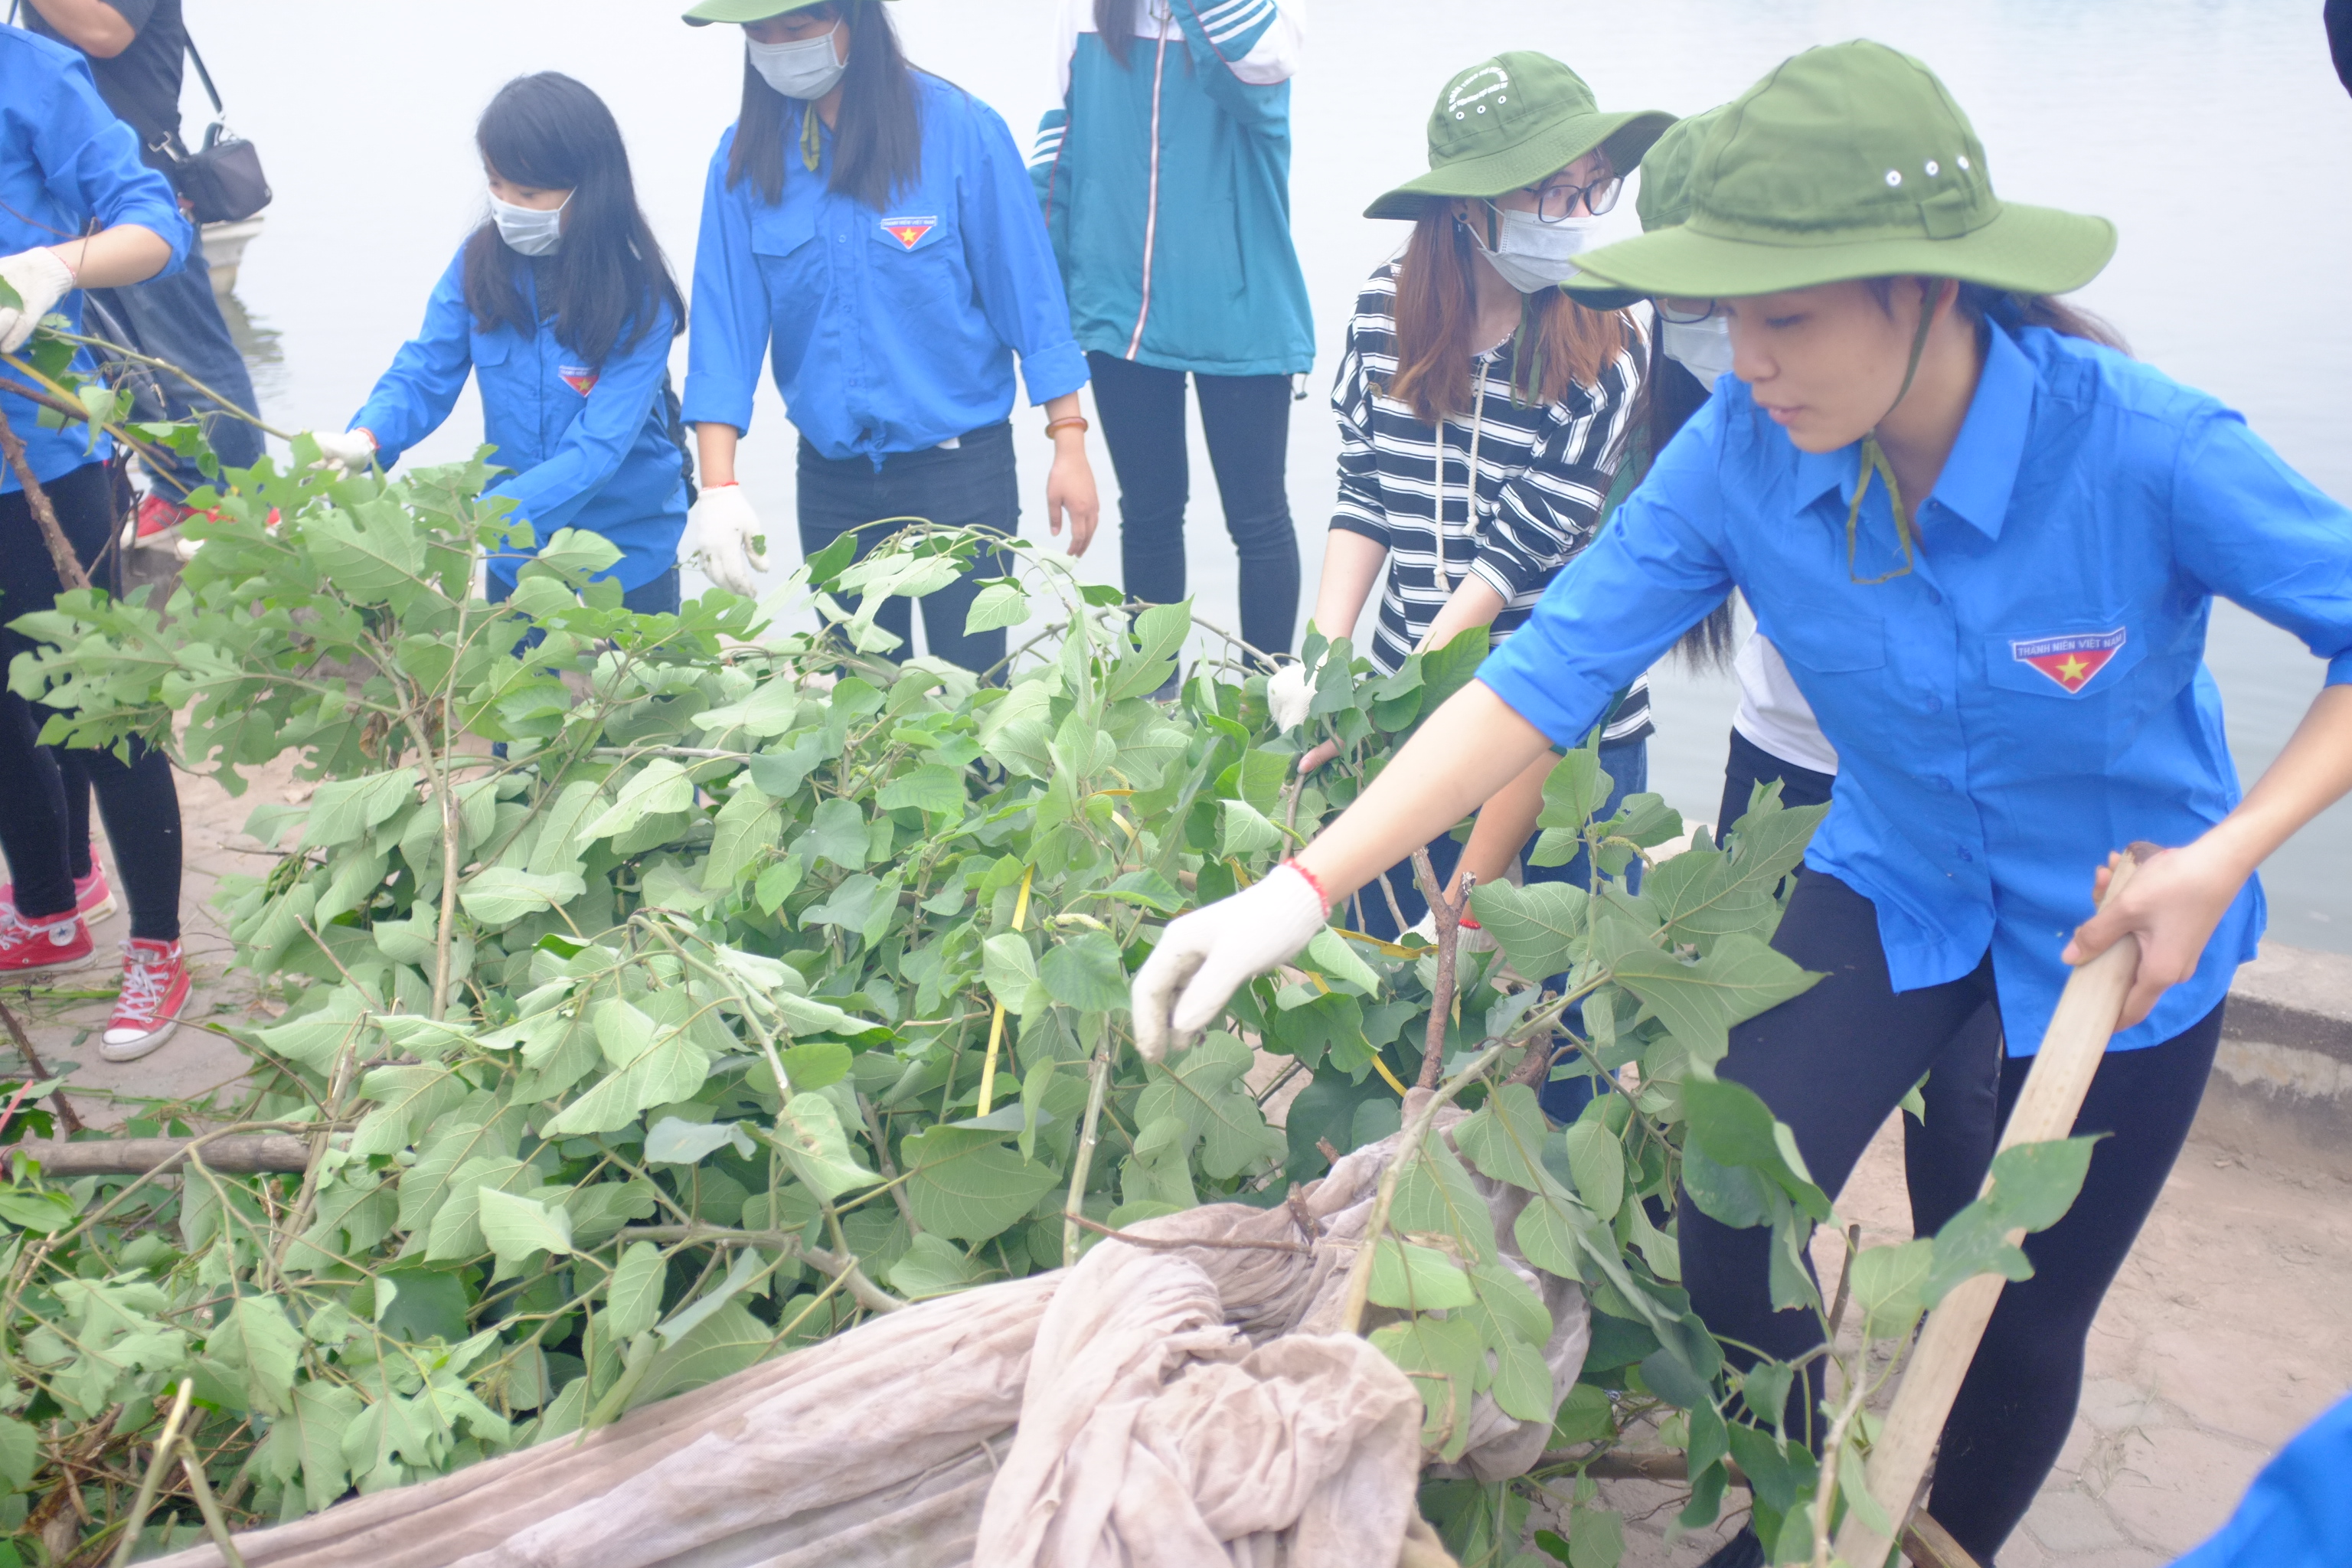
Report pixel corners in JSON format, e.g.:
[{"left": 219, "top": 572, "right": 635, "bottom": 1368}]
[{"left": 183, "top": 34, "right": 227, "bottom": 119}]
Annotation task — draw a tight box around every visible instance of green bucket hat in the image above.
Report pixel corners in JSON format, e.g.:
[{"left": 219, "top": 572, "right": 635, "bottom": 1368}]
[
  {"left": 1570, "top": 105, "right": 1733, "bottom": 311},
  {"left": 682, "top": 0, "right": 888, "bottom": 25},
  {"left": 1364, "top": 52, "right": 1674, "bottom": 222},
  {"left": 1566, "top": 40, "right": 2115, "bottom": 300}
]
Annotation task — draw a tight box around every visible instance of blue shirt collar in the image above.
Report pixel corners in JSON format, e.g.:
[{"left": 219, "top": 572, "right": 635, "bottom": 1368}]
[{"left": 1792, "top": 322, "right": 2039, "bottom": 542}]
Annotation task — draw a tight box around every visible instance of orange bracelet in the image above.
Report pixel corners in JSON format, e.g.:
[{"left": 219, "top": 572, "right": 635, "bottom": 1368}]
[{"left": 1045, "top": 415, "right": 1089, "bottom": 437}]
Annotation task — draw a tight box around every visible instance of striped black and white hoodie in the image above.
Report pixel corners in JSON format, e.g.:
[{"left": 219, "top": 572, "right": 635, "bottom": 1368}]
[{"left": 1329, "top": 259, "right": 1652, "bottom": 742}]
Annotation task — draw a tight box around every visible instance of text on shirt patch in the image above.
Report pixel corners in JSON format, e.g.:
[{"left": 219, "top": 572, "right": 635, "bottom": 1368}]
[
  {"left": 559, "top": 366, "right": 599, "bottom": 397},
  {"left": 2011, "top": 627, "right": 2125, "bottom": 694},
  {"left": 880, "top": 216, "right": 937, "bottom": 249}
]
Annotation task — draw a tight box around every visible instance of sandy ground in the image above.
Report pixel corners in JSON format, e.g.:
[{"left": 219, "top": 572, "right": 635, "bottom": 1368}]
[{"left": 9, "top": 764, "right": 2349, "bottom": 1567}]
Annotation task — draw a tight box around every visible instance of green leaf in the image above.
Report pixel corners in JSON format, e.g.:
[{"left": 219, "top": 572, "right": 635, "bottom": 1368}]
[
  {"left": 629, "top": 1301, "right": 770, "bottom": 1411},
  {"left": 349, "top": 1064, "right": 470, "bottom": 1158},
  {"left": 900, "top": 1125, "right": 1058, "bottom": 1243},
  {"left": 1838, "top": 1435, "right": 1898, "bottom": 1540},
  {"left": 964, "top": 580, "right": 1032, "bottom": 635},
  {"left": 1099, "top": 869, "right": 1184, "bottom": 912},
  {"left": 534, "top": 526, "right": 624, "bottom": 577},
  {"left": 885, "top": 1233, "right": 982, "bottom": 1299},
  {"left": 204, "top": 1295, "right": 305, "bottom": 1417},
  {"left": 1301, "top": 926, "right": 1380, "bottom": 995},
  {"left": 802, "top": 796, "right": 870, "bottom": 870},
  {"left": 1846, "top": 1239, "right": 1934, "bottom": 1338},
  {"left": 774, "top": 1092, "right": 879, "bottom": 1200},
  {"left": 1039, "top": 929, "right": 1127, "bottom": 1013},
  {"left": 982, "top": 932, "right": 1047, "bottom": 1017},
  {"left": 1369, "top": 1312, "right": 1485, "bottom": 1459},
  {"left": 299, "top": 497, "right": 429, "bottom": 603},
  {"left": 691, "top": 678, "right": 802, "bottom": 740},
  {"left": 1566, "top": 1501, "right": 1625, "bottom": 1568},
  {"left": 302, "top": 769, "right": 420, "bottom": 849},
  {"left": 1367, "top": 1236, "right": 1476, "bottom": 1310},
  {"left": 1105, "top": 599, "right": 1188, "bottom": 701},
  {"left": 540, "top": 999, "right": 715, "bottom": 1138},
  {"left": 604, "top": 1241, "right": 666, "bottom": 1340},
  {"left": 877, "top": 763, "right": 967, "bottom": 816},
  {"left": 458, "top": 867, "right": 585, "bottom": 926},
  {"left": 1563, "top": 1119, "right": 1625, "bottom": 1223},
  {"left": 1607, "top": 931, "right": 1821, "bottom": 1070},
  {"left": 477, "top": 1187, "right": 574, "bottom": 1262},
  {"left": 1491, "top": 1334, "right": 1556, "bottom": 1423},
  {"left": 581, "top": 758, "right": 695, "bottom": 841},
  {"left": 0, "top": 1414, "right": 36, "bottom": 1492},
  {"left": 1452, "top": 1083, "right": 1556, "bottom": 1192},
  {"left": 1136, "top": 1031, "right": 1285, "bottom": 1181},
  {"left": 1217, "top": 799, "right": 1283, "bottom": 859},
  {"left": 1468, "top": 880, "right": 1589, "bottom": 985},
  {"left": 1920, "top": 1136, "right": 2099, "bottom": 1308},
  {"left": 704, "top": 786, "right": 783, "bottom": 891}
]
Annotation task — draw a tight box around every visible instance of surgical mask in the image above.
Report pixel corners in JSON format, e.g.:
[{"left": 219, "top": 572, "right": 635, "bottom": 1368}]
[
  {"left": 1468, "top": 205, "right": 1603, "bottom": 294},
  {"left": 1661, "top": 315, "right": 1736, "bottom": 386},
  {"left": 489, "top": 191, "right": 568, "bottom": 257},
  {"left": 748, "top": 29, "right": 847, "bottom": 100}
]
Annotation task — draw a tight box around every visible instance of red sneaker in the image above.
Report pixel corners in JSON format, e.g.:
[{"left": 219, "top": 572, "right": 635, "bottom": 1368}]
[
  {"left": 136, "top": 492, "right": 196, "bottom": 547},
  {"left": 0, "top": 905, "right": 93, "bottom": 976},
  {"left": 0, "top": 857, "right": 116, "bottom": 926},
  {"left": 100, "top": 939, "right": 190, "bottom": 1061}
]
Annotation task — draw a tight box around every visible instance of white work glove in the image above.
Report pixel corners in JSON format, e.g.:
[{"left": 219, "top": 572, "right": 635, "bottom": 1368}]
[
  {"left": 681, "top": 483, "right": 768, "bottom": 598},
  {"left": 0, "top": 248, "right": 74, "bottom": 353},
  {"left": 309, "top": 428, "right": 377, "bottom": 477},
  {"left": 1406, "top": 907, "right": 1498, "bottom": 954},
  {"left": 1266, "top": 658, "right": 1316, "bottom": 731},
  {"left": 1130, "top": 861, "right": 1331, "bottom": 1062}
]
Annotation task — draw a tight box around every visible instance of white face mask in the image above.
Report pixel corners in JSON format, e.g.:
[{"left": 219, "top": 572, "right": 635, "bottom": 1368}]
[
  {"left": 1468, "top": 205, "right": 1604, "bottom": 295},
  {"left": 489, "top": 190, "right": 569, "bottom": 257},
  {"left": 748, "top": 29, "right": 847, "bottom": 100},
  {"left": 1661, "top": 315, "right": 1736, "bottom": 386}
]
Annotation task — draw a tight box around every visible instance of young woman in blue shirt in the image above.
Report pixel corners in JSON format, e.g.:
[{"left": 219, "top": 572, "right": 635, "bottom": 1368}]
[
  {"left": 1132, "top": 41, "right": 2352, "bottom": 1563},
  {"left": 0, "top": 27, "right": 193, "bottom": 1060},
  {"left": 682, "top": 0, "right": 1098, "bottom": 675},
  {"left": 309, "top": 73, "right": 691, "bottom": 612},
  {"left": 1031, "top": 0, "right": 1313, "bottom": 658}
]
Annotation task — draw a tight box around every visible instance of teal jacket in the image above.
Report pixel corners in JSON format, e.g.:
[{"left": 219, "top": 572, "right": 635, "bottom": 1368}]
[{"left": 1029, "top": 0, "right": 1313, "bottom": 377}]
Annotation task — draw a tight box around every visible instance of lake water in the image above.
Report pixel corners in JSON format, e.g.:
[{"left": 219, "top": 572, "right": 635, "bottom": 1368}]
[{"left": 172, "top": 0, "right": 2352, "bottom": 949}]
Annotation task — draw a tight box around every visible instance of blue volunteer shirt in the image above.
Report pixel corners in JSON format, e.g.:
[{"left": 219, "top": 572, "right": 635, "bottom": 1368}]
[
  {"left": 351, "top": 246, "right": 687, "bottom": 596},
  {"left": 0, "top": 28, "right": 188, "bottom": 494},
  {"left": 1481, "top": 322, "right": 2352, "bottom": 1057},
  {"left": 684, "top": 71, "right": 1089, "bottom": 465}
]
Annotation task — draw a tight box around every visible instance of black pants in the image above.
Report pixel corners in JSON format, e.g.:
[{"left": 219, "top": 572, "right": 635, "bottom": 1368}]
[
  {"left": 1716, "top": 724, "right": 2001, "bottom": 1239},
  {"left": 1681, "top": 869, "right": 2223, "bottom": 1563},
  {"left": 1086, "top": 352, "right": 1298, "bottom": 659},
  {"left": 0, "top": 463, "right": 181, "bottom": 939},
  {"left": 795, "top": 423, "right": 1015, "bottom": 675}
]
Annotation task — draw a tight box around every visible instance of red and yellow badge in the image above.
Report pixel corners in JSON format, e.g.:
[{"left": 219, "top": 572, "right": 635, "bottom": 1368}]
[
  {"left": 2011, "top": 628, "right": 2125, "bottom": 694},
  {"left": 559, "top": 365, "right": 599, "bottom": 397},
  {"left": 880, "top": 214, "right": 937, "bottom": 250}
]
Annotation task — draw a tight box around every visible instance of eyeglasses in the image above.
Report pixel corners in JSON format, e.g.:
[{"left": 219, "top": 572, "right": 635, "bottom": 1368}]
[
  {"left": 1657, "top": 298, "right": 1720, "bottom": 324},
  {"left": 1512, "top": 172, "right": 1624, "bottom": 223}
]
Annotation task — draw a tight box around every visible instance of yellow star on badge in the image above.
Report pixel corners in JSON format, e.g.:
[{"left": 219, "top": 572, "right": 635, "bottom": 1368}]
[{"left": 2056, "top": 655, "right": 2089, "bottom": 684}]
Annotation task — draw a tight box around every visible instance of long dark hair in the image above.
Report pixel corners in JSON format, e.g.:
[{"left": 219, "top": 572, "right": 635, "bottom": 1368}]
[
  {"left": 1385, "top": 201, "right": 1635, "bottom": 423},
  {"left": 1093, "top": 0, "right": 1138, "bottom": 67},
  {"left": 726, "top": 1, "right": 923, "bottom": 211},
  {"left": 462, "top": 73, "right": 684, "bottom": 368}
]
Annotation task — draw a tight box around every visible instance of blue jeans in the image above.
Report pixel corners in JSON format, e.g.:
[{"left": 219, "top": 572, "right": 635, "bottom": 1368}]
[
  {"left": 88, "top": 230, "right": 266, "bottom": 501},
  {"left": 795, "top": 421, "right": 1016, "bottom": 675},
  {"left": 1350, "top": 737, "right": 1648, "bottom": 1124}
]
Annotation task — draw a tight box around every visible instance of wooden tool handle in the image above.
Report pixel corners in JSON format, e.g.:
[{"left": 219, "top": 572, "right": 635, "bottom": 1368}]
[{"left": 1833, "top": 845, "right": 2154, "bottom": 1568}]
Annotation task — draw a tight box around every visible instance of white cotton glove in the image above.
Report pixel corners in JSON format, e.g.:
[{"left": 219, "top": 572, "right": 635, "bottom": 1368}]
[
  {"left": 1267, "top": 659, "right": 1316, "bottom": 731},
  {"left": 0, "top": 248, "right": 74, "bottom": 353},
  {"left": 1131, "top": 861, "right": 1331, "bottom": 1062},
  {"left": 682, "top": 483, "right": 768, "bottom": 598},
  {"left": 309, "top": 428, "right": 377, "bottom": 476}
]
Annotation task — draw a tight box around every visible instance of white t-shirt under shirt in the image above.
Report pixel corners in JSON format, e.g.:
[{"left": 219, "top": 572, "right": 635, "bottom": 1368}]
[{"left": 1732, "top": 632, "right": 1840, "bottom": 776}]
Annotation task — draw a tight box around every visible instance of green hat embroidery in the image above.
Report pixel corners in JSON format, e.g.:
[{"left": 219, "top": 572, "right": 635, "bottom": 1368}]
[
  {"left": 683, "top": 0, "right": 889, "bottom": 26},
  {"left": 1566, "top": 40, "right": 2115, "bottom": 300},
  {"left": 1365, "top": 53, "right": 1674, "bottom": 221}
]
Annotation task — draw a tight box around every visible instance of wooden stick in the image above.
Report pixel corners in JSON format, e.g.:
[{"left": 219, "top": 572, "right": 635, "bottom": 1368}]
[
  {"left": 0, "top": 995, "right": 86, "bottom": 1135},
  {"left": 0, "top": 403, "right": 90, "bottom": 592},
  {"left": 1833, "top": 846, "right": 2153, "bottom": 1568}
]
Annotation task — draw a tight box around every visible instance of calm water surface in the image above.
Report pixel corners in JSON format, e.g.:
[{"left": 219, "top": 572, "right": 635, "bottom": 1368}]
[{"left": 181, "top": 0, "right": 2352, "bottom": 948}]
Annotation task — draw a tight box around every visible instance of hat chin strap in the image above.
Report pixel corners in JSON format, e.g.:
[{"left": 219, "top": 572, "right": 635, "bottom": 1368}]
[{"left": 1845, "top": 287, "right": 1940, "bottom": 586}]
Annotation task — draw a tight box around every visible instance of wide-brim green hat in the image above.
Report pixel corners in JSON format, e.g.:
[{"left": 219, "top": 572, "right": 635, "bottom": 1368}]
[
  {"left": 1567, "top": 104, "right": 1734, "bottom": 312},
  {"left": 683, "top": 0, "right": 887, "bottom": 25},
  {"left": 1565, "top": 40, "right": 2114, "bottom": 302},
  {"left": 1366, "top": 52, "right": 1674, "bottom": 221}
]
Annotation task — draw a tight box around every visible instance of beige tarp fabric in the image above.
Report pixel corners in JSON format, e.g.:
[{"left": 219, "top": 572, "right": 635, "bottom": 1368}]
[{"left": 152, "top": 1102, "right": 1588, "bottom": 1568}]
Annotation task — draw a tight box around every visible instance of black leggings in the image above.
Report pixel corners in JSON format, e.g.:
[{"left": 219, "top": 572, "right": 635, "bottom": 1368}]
[
  {"left": 0, "top": 463, "right": 181, "bottom": 940},
  {"left": 1681, "top": 869, "right": 2222, "bottom": 1563},
  {"left": 1086, "top": 351, "right": 1298, "bottom": 659}
]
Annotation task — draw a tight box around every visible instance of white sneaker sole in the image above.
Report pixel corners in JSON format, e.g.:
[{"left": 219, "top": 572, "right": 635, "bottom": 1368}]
[
  {"left": 100, "top": 1014, "right": 182, "bottom": 1062},
  {"left": 0, "top": 950, "right": 97, "bottom": 978}
]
